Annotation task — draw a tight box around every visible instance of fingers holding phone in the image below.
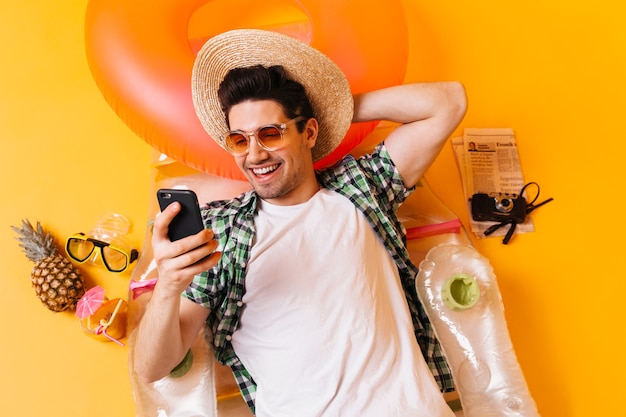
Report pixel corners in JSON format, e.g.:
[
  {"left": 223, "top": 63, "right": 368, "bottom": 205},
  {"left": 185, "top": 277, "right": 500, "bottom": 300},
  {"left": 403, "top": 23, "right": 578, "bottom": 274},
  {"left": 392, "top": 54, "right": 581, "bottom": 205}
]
[
  {"left": 153, "top": 189, "right": 221, "bottom": 292},
  {"left": 157, "top": 189, "right": 205, "bottom": 241},
  {"left": 153, "top": 202, "right": 218, "bottom": 261}
]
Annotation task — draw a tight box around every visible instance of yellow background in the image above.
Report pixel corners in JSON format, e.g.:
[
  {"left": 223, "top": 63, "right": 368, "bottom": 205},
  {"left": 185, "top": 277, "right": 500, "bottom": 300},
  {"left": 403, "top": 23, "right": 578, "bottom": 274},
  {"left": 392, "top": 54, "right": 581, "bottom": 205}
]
[{"left": 1, "top": 1, "right": 624, "bottom": 416}]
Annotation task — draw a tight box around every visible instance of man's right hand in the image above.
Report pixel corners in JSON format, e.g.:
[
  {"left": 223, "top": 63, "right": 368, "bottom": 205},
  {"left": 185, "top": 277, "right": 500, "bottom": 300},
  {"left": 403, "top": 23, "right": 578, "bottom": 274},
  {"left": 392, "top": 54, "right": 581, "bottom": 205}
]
[{"left": 151, "top": 201, "right": 222, "bottom": 296}]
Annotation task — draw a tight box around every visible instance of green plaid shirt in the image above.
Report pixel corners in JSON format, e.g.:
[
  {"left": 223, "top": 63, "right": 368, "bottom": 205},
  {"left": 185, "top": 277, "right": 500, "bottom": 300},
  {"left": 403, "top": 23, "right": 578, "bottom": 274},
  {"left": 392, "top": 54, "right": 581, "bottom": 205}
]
[{"left": 183, "top": 144, "right": 453, "bottom": 413}]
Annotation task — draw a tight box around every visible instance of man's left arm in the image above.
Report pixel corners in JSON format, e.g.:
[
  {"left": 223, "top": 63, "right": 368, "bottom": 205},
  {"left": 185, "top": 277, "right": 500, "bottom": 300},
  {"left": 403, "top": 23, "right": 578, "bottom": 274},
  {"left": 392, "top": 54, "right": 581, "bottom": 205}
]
[{"left": 352, "top": 82, "right": 467, "bottom": 188}]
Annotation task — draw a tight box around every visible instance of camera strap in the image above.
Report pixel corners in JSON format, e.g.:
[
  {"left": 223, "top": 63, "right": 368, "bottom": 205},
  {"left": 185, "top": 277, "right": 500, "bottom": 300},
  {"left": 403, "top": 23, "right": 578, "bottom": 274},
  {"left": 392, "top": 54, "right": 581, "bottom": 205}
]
[
  {"left": 483, "top": 219, "right": 518, "bottom": 244},
  {"left": 483, "top": 182, "right": 554, "bottom": 244}
]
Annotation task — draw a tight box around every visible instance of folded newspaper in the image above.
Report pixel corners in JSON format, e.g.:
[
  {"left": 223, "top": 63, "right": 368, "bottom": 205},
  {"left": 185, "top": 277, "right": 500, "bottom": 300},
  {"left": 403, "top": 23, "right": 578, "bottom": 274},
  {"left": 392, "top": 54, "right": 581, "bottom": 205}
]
[{"left": 452, "top": 128, "right": 534, "bottom": 239}]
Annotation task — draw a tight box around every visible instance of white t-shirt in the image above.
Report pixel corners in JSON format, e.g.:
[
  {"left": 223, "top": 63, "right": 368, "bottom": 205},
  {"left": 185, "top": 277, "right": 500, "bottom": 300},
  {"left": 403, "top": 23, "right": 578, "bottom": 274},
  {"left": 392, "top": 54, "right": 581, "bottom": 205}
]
[{"left": 231, "top": 189, "right": 454, "bottom": 417}]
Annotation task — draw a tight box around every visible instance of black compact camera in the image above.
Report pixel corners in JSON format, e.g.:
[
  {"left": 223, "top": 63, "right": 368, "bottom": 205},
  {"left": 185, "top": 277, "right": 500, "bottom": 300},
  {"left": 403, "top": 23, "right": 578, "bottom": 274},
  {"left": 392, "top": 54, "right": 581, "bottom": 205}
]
[{"left": 471, "top": 192, "right": 527, "bottom": 223}]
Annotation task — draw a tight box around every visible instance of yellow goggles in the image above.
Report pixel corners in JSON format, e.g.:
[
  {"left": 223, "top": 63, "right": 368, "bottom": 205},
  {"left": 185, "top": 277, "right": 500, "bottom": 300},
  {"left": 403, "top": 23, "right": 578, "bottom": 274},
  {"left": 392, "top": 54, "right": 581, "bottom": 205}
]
[{"left": 66, "top": 233, "right": 138, "bottom": 273}]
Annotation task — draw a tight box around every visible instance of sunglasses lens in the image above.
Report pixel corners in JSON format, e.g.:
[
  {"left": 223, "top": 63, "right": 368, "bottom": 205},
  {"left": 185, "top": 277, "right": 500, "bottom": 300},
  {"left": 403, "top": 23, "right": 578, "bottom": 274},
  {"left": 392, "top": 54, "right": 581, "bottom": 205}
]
[
  {"left": 257, "top": 126, "right": 283, "bottom": 149},
  {"left": 224, "top": 132, "right": 248, "bottom": 154},
  {"left": 67, "top": 238, "right": 95, "bottom": 262},
  {"left": 102, "top": 246, "right": 128, "bottom": 272},
  {"left": 224, "top": 125, "right": 284, "bottom": 155}
]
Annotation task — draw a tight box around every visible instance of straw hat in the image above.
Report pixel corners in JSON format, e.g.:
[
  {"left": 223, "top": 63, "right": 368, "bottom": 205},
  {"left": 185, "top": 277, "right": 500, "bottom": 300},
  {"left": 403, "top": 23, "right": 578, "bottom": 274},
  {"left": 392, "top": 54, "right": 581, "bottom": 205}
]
[{"left": 191, "top": 29, "right": 353, "bottom": 162}]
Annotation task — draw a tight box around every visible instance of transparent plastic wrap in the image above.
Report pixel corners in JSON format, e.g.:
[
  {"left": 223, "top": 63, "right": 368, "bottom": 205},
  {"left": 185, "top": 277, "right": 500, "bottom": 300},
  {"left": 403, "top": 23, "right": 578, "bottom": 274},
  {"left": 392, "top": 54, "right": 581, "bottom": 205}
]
[
  {"left": 416, "top": 244, "right": 540, "bottom": 417},
  {"left": 127, "top": 153, "right": 251, "bottom": 417}
]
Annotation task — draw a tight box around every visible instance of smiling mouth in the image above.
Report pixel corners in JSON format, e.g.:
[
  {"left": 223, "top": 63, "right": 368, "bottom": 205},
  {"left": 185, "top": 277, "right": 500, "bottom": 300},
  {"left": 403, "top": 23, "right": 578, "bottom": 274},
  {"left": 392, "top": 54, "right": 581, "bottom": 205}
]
[{"left": 251, "top": 164, "right": 280, "bottom": 176}]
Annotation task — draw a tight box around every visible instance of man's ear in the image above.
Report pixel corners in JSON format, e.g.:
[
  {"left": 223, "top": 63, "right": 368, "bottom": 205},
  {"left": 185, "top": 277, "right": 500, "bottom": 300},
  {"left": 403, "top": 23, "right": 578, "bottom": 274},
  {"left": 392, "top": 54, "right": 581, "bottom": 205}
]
[{"left": 304, "top": 118, "right": 319, "bottom": 149}]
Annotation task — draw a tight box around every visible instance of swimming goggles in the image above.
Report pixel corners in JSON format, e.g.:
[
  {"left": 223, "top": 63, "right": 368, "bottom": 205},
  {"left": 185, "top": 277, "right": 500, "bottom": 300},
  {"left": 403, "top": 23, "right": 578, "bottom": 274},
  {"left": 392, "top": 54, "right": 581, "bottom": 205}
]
[{"left": 66, "top": 232, "right": 138, "bottom": 273}]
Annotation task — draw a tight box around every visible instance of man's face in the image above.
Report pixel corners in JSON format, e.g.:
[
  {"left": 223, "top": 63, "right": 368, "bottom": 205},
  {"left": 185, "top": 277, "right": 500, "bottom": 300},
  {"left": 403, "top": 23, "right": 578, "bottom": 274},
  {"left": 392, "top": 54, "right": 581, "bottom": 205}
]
[{"left": 228, "top": 100, "right": 318, "bottom": 205}]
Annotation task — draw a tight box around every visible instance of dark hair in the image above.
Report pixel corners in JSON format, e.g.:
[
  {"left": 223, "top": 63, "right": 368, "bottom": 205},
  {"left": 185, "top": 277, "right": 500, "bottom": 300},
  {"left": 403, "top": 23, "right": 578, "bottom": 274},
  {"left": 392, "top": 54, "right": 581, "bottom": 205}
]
[{"left": 217, "top": 65, "right": 313, "bottom": 131}]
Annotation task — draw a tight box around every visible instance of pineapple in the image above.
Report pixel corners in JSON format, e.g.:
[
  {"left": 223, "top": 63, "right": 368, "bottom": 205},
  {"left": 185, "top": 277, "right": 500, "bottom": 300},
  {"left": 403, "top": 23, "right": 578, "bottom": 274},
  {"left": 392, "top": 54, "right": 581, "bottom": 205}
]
[{"left": 12, "top": 219, "right": 85, "bottom": 312}]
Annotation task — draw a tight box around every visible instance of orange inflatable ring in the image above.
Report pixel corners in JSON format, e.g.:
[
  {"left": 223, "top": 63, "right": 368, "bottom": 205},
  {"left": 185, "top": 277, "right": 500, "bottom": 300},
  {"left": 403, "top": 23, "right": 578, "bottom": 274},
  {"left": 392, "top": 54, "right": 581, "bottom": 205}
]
[{"left": 85, "top": 0, "right": 409, "bottom": 181}]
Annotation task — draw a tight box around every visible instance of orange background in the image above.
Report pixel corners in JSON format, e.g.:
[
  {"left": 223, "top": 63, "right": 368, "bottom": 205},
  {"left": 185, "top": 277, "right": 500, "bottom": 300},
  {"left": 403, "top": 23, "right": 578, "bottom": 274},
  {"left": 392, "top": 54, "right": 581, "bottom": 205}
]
[{"left": 1, "top": 1, "right": 624, "bottom": 416}]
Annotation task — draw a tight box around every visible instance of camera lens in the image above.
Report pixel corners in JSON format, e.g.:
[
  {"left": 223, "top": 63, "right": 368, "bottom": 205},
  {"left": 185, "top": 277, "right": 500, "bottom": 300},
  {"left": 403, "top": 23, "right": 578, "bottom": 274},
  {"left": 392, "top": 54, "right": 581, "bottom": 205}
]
[{"left": 495, "top": 196, "right": 514, "bottom": 213}]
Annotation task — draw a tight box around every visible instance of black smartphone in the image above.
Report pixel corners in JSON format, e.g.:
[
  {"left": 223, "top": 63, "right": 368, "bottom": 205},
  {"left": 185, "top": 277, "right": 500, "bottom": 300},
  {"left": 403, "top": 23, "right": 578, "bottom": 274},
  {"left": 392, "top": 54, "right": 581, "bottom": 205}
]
[{"left": 157, "top": 189, "right": 205, "bottom": 241}]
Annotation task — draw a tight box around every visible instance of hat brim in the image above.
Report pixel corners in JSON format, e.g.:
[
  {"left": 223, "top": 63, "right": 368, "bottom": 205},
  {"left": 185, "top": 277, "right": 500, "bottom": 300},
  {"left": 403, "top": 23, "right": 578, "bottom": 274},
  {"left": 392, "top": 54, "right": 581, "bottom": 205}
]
[{"left": 191, "top": 29, "right": 353, "bottom": 162}]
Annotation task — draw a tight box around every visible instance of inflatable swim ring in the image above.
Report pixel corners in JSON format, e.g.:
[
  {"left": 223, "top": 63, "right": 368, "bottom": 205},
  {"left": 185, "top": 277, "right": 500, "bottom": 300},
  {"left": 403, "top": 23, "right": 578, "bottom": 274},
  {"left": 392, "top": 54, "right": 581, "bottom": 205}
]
[{"left": 84, "top": 0, "right": 409, "bottom": 180}]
